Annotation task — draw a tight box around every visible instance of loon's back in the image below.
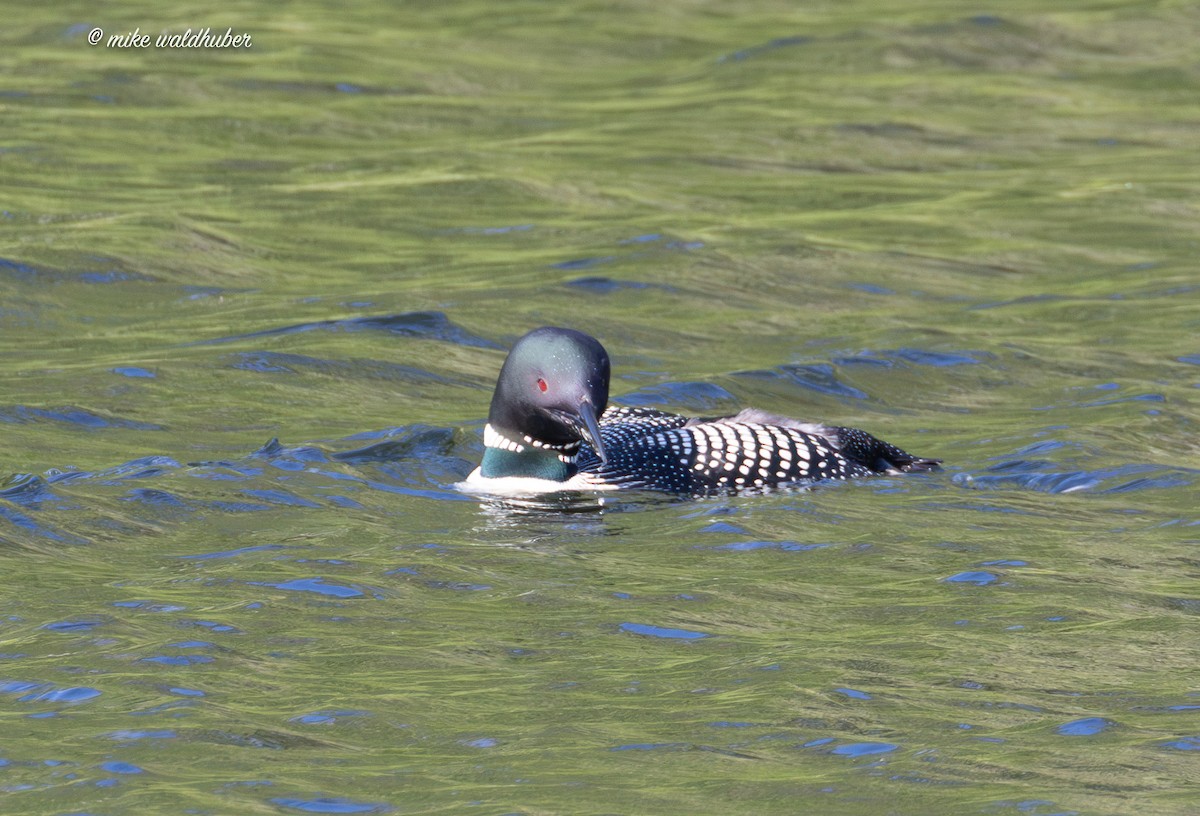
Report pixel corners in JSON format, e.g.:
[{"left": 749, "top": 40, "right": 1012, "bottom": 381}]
[{"left": 576, "top": 406, "right": 938, "bottom": 496}]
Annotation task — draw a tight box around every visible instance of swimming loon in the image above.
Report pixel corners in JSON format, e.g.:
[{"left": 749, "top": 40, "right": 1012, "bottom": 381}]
[{"left": 462, "top": 327, "right": 939, "bottom": 496}]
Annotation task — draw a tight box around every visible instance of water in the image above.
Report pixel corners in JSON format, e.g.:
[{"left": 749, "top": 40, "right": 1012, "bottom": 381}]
[{"left": 3, "top": 3, "right": 1199, "bottom": 814}]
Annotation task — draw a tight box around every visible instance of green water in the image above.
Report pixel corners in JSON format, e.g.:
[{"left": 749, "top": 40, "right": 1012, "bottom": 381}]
[{"left": 2, "top": 2, "right": 1199, "bottom": 814}]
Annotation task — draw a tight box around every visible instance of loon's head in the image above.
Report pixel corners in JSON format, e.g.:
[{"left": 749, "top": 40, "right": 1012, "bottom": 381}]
[{"left": 479, "top": 327, "right": 610, "bottom": 480}]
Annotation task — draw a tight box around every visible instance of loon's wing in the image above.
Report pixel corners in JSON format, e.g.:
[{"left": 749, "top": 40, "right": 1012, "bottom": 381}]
[
  {"left": 585, "top": 419, "right": 872, "bottom": 495},
  {"left": 695, "top": 408, "right": 941, "bottom": 475},
  {"left": 579, "top": 406, "right": 940, "bottom": 495}
]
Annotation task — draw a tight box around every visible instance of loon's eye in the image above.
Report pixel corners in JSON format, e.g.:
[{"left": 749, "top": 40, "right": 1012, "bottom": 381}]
[{"left": 537, "top": 378, "right": 548, "bottom": 393}]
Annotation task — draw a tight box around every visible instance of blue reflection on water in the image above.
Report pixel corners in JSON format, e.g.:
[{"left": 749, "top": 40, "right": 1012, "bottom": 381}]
[
  {"left": 829, "top": 741, "right": 899, "bottom": 757},
  {"left": 944, "top": 571, "right": 999, "bottom": 586},
  {"left": 264, "top": 578, "right": 365, "bottom": 599},
  {"left": 1056, "top": 717, "right": 1113, "bottom": 736},
  {"left": 619, "top": 622, "right": 710, "bottom": 640},
  {"left": 269, "top": 796, "right": 392, "bottom": 814}
]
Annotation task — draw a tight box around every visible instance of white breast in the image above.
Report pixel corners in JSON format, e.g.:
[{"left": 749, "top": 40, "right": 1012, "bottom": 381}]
[{"left": 457, "top": 467, "right": 619, "bottom": 497}]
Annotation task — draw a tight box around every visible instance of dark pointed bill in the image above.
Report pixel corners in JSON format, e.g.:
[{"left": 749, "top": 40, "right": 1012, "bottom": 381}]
[
  {"left": 550, "top": 399, "right": 607, "bottom": 464},
  {"left": 576, "top": 398, "right": 607, "bottom": 464}
]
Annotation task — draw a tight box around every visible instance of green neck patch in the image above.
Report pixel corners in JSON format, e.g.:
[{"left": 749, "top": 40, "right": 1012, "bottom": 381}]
[{"left": 479, "top": 446, "right": 575, "bottom": 481}]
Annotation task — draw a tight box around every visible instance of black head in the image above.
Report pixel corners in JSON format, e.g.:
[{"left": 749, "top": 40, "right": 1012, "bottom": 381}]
[{"left": 488, "top": 327, "right": 609, "bottom": 460}]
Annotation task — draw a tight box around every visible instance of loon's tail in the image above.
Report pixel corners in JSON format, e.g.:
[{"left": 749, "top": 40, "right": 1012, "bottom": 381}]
[{"left": 829, "top": 426, "right": 941, "bottom": 474}]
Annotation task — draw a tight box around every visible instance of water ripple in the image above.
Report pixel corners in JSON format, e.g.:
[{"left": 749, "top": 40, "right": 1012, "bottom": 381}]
[
  {"left": 954, "top": 463, "right": 1196, "bottom": 494},
  {"left": 717, "top": 35, "right": 811, "bottom": 63},
  {"left": 112, "top": 366, "right": 156, "bottom": 378},
  {"left": 619, "top": 622, "right": 710, "bottom": 640},
  {"left": 944, "top": 571, "right": 1000, "bottom": 586},
  {"left": 194, "top": 310, "right": 499, "bottom": 349},
  {"left": 565, "top": 276, "right": 676, "bottom": 293},
  {"left": 104, "top": 729, "right": 177, "bottom": 742},
  {"left": 291, "top": 710, "right": 371, "bottom": 725},
  {"left": 733, "top": 364, "right": 870, "bottom": 400},
  {"left": 1056, "top": 717, "right": 1114, "bottom": 736},
  {"left": 0, "top": 257, "right": 155, "bottom": 285},
  {"left": 551, "top": 256, "right": 616, "bottom": 271},
  {"left": 226, "top": 351, "right": 476, "bottom": 387},
  {"left": 829, "top": 741, "right": 899, "bottom": 757},
  {"left": 615, "top": 381, "right": 738, "bottom": 412},
  {"left": 1160, "top": 736, "right": 1200, "bottom": 751},
  {"left": 334, "top": 426, "right": 461, "bottom": 463},
  {"left": 836, "top": 348, "right": 991, "bottom": 367},
  {"left": 178, "top": 544, "right": 290, "bottom": 561},
  {"left": 269, "top": 796, "right": 392, "bottom": 814},
  {"left": 0, "top": 405, "right": 162, "bottom": 431},
  {"left": 712, "top": 540, "right": 825, "bottom": 552},
  {"left": 264, "top": 578, "right": 366, "bottom": 598},
  {"left": 0, "top": 473, "right": 54, "bottom": 503},
  {"left": 1, "top": 681, "right": 102, "bottom": 704}
]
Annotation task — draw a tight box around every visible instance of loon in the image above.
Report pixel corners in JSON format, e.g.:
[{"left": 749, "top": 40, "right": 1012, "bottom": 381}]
[{"left": 462, "top": 327, "right": 939, "bottom": 497}]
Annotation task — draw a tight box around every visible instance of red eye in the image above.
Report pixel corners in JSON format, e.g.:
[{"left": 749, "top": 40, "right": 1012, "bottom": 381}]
[{"left": 537, "top": 378, "right": 548, "bottom": 393}]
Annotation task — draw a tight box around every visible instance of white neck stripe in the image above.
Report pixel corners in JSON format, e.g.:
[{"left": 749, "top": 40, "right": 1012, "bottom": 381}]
[
  {"left": 484, "top": 424, "right": 580, "bottom": 464},
  {"left": 484, "top": 423, "right": 526, "bottom": 453}
]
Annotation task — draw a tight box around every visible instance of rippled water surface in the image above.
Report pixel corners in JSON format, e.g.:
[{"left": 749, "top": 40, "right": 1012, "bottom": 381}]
[{"left": 3, "top": 2, "right": 1200, "bottom": 814}]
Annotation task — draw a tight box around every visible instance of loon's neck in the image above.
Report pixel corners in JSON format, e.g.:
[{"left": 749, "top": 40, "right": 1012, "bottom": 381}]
[{"left": 478, "top": 423, "right": 580, "bottom": 481}]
